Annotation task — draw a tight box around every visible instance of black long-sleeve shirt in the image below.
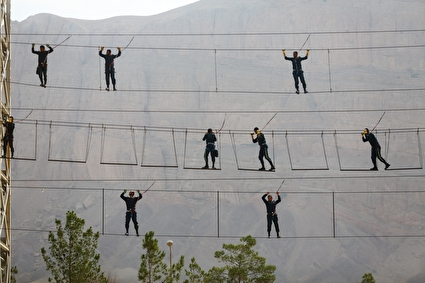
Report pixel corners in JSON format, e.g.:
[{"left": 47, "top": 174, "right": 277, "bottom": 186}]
[
  {"left": 253, "top": 132, "right": 267, "bottom": 146},
  {"left": 4, "top": 121, "right": 14, "bottom": 137},
  {"left": 284, "top": 55, "right": 308, "bottom": 71},
  {"left": 120, "top": 192, "right": 142, "bottom": 211},
  {"left": 362, "top": 132, "right": 381, "bottom": 148},
  {"left": 99, "top": 50, "right": 121, "bottom": 71},
  {"left": 262, "top": 194, "right": 281, "bottom": 214},
  {"left": 32, "top": 46, "right": 54, "bottom": 65}
]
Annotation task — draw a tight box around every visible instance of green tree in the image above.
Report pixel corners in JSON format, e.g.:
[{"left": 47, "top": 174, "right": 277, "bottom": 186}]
[
  {"left": 165, "top": 254, "right": 185, "bottom": 283},
  {"left": 138, "top": 231, "right": 168, "bottom": 283},
  {"left": 138, "top": 231, "right": 185, "bottom": 283},
  {"left": 205, "top": 235, "right": 276, "bottom": 283},
  {"left": 183, "top": 257, "right": 206, "bottom": 283},
  {"left": 359, "top": 273, "right": 376, "bottom": 283},
  {"left": 40, "top": 210, "right": 107, "bottom": 283},
  {"left": 11, "top": 266, "right": 18, "bottom": 283}
]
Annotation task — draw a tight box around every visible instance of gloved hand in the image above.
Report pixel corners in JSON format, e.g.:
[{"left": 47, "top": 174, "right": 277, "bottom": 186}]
[
  {"left": 32, "top": 43, "right": 35, "bottom": 47},
  {"left": 117, "top": 47, "right": 121, "bottom": 51},
  {"left": 137, "top": 190, "right": 141, "bottom": 194},
  {"left": 46, "top": 44, "right": 50, "bottom": 48},
  {"left": 123, "top": 189, "right": 127, "bottom": 193},
  {"left": 100, "top": 46, "right": 104, "bottom": 51}
]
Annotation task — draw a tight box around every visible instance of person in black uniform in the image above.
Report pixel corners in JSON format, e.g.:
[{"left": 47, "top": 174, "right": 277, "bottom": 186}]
[
  {"left": 283, "top": 49, "right": 309, "bottom": 94},
  {"left": 262, "top": 192, "right": 281, "bottom": 238},
  {"left": 32, "top": 44, "right": 54, "bottom": 87},
  {"left": 3, "top": 116, "right": 14, "bottom": 158},
  {"left": 362, "top": 128, "right": 390, "bottom": 171},
  {"left": 99, "top": 47, "right": 121, "bottom": 91},
  {"left": 202, "top": 128, "right": 217, "bottom": 169},
  {"left": 251, "top": 127, "right": 275, "bottom": 171},
  {"left": 120, "top": 190, "right": 142, "bottom": 236}
]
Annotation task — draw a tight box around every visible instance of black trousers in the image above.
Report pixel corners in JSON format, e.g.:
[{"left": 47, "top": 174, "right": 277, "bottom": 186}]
[
  {"left": 125, "top": 211, "right": 139, "bottom": 233},
  {"left": 292, "top": 70, "right": 306, "bottom": 90},
  {"left": 371, "top": 146, "right": 388, "bottom": 167},
  {"left": 3, "top": 135, "right": 13, "bottom": 156},
  {"left": 258, "top": 145, "right": 274, "bottom": 168},
  {"left": 267, "top": 214, "right": 280, "bottom": 234},
  {"left": 105, "top": 68, "right": 116, "bottom": 87},
  {"left": 37, "top": 64, "right": 47, "bottom": 84}
]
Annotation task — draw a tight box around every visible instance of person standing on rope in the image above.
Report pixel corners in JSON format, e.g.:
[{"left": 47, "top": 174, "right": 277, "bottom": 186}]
[
  {"left": 2, "top": 116, "right": 14, "bottom": 158},
  {"left": 32, "top": 44, "right": 54, "bottom": 87},
  {"left": 262, "top": 192, "right": 281, "bottom": 238},
  {"left": 202, "top": 128, "right": 217, "bottom": 169},
  {"left": 283, "top": 49, "right": 309, "bottom": 94},
  {"left": 362, "top": 128, "right": 390, "bottom": 171},
  {"left": 120, "top": 190, "right": 142, "bottom": 236},
  {"left": 251, "top": 127, "right": 275, "bottom": 171},
  {"left": 99, "top": 47, "right": 121, "bottom": 91}
]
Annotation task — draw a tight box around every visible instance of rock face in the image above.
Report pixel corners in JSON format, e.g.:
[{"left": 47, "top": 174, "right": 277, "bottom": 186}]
[{"left": 10, "top": 0, "right": 425, "bottom": 282}]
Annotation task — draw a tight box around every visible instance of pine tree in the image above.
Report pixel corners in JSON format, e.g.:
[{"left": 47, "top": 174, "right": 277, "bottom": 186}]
[
  {"left": 138, "top": 231, "right": 184, "bottom": 283},
  {"left": 40, "top": 210, "right": 107, "bottom": 283},
  {"left": 359, "top": 273, "right": 376, "bottom": 283},
  {"left": 206, "top": 235, "right": 276, "bottom": 283},
  {"left": 165, "top": 255, "right": 185, "bottom": 283},
  {"left": 183, "top": 257, "right": 206, "bottom": 283},
  {"left": 138, "top": 231, "right": 169, "bottom": 283}
]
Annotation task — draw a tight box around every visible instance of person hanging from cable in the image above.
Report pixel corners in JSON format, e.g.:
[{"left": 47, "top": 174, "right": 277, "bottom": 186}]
[
  {"left": 251, "top": 127, "right": 275, "bottom": 171},
  {"left": 362, "top": 128, "right": 390, "bottom": 171},
  {"left": 99, "top": 46, "right": 121, "bottom": 91},
  {"left": 2, "top": 116, "right": 14, "bottom": 158},
  {"left": 262, "top": 192, "right": 281, "bottom": 239},
  {"left": 282, "top": 49, "right": 309, "bottom": 94},
  {"left": 32, "top": 43, "right": 54, "bottom": 87},
  {"left": 202, "top": 128, "right": 217, "bottom": 169},
  {"left": 120, "top": 190, "right": 142, "bottom": 236}
]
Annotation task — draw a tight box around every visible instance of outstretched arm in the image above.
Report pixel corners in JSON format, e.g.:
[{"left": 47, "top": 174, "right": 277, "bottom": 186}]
[
  {"left": 251, "top": 133, "right": 258, "bottom": 143},
  {"left": 115, "top": 48, "right": 122, "bottom": 58},
  {"left": 98, "top": 47, "right": 105, "bottom": 57},
  {"left": 46, "top": 44, "right": 53, "bottom": 53},
  {"left": 120, "top": 190, "right": 126, "bottom": 200},
  {"left": 275, "top": 193, "right": 281, "bottom": 204},
  {"left": 282, "top": 49, "right": 289, "bottom": 59}
]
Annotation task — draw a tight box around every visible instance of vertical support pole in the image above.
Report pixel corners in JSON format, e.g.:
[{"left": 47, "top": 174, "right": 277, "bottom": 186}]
[
  {"left": 417, "top": 128, "right": 423, "bottom": 169},
  {"left": 217, "top": 191, "right": 220, "bottom": 238},
  {"left": 333, "top": 130, "right": 342, "bottom": 171},
  {"left": 285, "top": 131, "right": 294, "bottom": 170},
  {"left": 332, "top": 191, "right": 336, "bottom": 238},
  {"left": 214, "top": 49, "right": 218, "bottom": 93},
  {"left": 327, "top": 49, "right": 332, "bottom": 93},
  {"left": 102, "top": 188, "right": 105, "bottom": 235}
]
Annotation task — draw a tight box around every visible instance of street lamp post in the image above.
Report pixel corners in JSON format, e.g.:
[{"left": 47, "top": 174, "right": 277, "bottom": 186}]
[{"left": 167, "top": 240, "right": 173, "bottom": 282}]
